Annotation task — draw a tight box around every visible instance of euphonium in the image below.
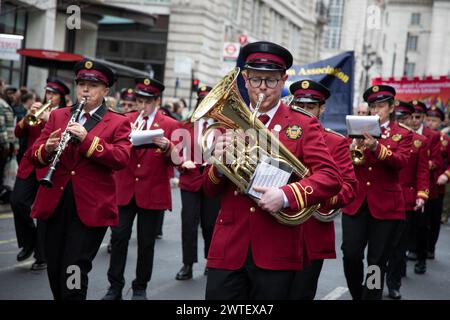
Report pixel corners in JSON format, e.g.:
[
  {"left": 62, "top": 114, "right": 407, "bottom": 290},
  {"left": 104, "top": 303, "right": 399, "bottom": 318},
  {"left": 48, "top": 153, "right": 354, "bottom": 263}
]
[
  {"left": 26, "top": 99, "right": 52, "bottom": 126},
  {"left": 191, "top": 67, "right": 319, "bottom": 226}
]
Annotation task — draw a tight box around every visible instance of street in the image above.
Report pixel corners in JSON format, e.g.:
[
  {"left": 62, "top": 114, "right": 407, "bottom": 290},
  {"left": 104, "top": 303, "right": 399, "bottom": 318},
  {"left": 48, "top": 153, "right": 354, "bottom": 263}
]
[{"left": 0, "top": 187, "right": 449, "bottom": 300}]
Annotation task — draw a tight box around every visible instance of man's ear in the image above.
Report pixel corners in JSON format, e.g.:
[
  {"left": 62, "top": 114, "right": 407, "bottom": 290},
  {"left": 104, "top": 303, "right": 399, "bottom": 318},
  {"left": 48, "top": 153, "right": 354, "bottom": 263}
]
[{"left": 319, "top": 104, "right": 326, "bottom": 117}]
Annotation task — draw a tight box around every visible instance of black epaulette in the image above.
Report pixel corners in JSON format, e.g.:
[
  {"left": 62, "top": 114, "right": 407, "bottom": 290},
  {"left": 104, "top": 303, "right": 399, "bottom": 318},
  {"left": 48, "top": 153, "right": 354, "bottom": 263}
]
[
  {"left": 325, "top": 128, "right": 345, "bottom": 138},
  {"left": 108, "top": 108, "right": 126, "bottom": 115},
  {"left": 290, "top": 104, "right": 314, "bottom": 117},
  {"left": 398, "top": 122, "right": 413, "bottom": 132}
]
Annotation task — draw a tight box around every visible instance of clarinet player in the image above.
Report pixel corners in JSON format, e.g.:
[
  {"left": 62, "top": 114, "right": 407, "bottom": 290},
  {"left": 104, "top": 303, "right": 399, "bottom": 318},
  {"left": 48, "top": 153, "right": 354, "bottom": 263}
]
[{"left": 30, "top": 60, "right": 132, "bottom": 300}]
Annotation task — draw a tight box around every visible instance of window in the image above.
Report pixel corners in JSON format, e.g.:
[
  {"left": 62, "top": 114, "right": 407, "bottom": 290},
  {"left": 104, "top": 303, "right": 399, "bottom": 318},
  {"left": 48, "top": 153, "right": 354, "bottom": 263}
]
[
  {"left": 324, "top": 0, "right": 344, "bottom": 49},
  {"left": 407, "top": 35, "right": 418, "bottom": 51},
  {"left": 411, "top": 13, "right": 421, "bottom": 25},
  {"left": 405, "top": 62, "right": 415, "bottom": 78},
  {"left": 289, "top": 23, "right": 301, "bottom": 60},
  {"left": 250, "top": 0, "right": 262, "bottom": 36},
  {"left": 229, "top": 0, "right": 241, "bottom": 23},
  {"left": 269, "top": 10, "right": 283, "bottom": 42}
]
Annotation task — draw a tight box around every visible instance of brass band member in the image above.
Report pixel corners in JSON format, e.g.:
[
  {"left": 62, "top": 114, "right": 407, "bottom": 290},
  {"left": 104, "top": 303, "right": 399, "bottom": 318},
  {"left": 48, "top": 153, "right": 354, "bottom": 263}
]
[
  {"left": 30, "top": 60, "right": 132, "bottom": 300},
  {"left": 342, "top": 85, "right": 412, "bottom": 300},
  {"left": 11, "top": 77, "right": 69, "bottom": 271},
  {"left": 204, "top": 41, "right": 343, "bottom": 300}
]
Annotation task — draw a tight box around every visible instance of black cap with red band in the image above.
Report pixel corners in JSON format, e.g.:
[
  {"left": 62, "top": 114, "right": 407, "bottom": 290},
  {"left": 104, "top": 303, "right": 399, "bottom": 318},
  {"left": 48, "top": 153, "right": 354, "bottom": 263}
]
[
  {"left": 45, "top": 77, "right": 70, "bottom": 96},
  {"left": 242, "top": 41, "right": 293, "bottom": 72},
  {"left": 410, "top": 100, "right": 428, "bottom": 114},
  {"left": 120, "top": 88, "right": 136, "bottom": 101},
  {"left": 363, "top": 85, "right": 396, "bottom": 104},
  {"left": 426, "top": 105, "right": 445, "bottom": 121},
  {"left": 74, "top": 60, "right": 115, "bottom": 87},
  {"left": 394, "top": 100, "right": 415, "bottom": 116},
  {"left": 197, "top": 86, "right": 212, "bottom": 99},
  {"left": 134, "top": 77, "right": 165, "bottom": 98},
  {"left": 290, "top": 79, "right": 330, "bottom": 103}
]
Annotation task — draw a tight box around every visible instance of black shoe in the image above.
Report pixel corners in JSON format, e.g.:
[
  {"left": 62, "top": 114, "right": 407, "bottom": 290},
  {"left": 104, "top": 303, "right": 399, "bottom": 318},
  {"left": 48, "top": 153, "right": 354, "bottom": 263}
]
[
  {"left": 30, "top": 261, "right": 47, "bottom": 271},
  {"left": 175, "top": 264, "right": 193, "bottom": 280},
  {"left": 427, "top": 251, "right": 435, "bottom": 260},
  {"left": 204, "top": 267, "right": 208, "bottom": 276},
  {"left": 155, "top": 234, "right": 162, "bottom": 240},
  {"left": 131, "top": 289, "right": 147, "bottom": 300},
  {"left": 407, "top": 251, "right": 418, "bottom": 261},
  {"left": 414, "top": 261, "right": 426, "bottom": 274},
  {"left": 102, "top": 288, "right": 122, "bottom": 300},
  {"left": 388, "top": 289, "right": 402, "bottom": 300},
  {"left": 17, "top": 247, "right": 34, "bottom": 262}
]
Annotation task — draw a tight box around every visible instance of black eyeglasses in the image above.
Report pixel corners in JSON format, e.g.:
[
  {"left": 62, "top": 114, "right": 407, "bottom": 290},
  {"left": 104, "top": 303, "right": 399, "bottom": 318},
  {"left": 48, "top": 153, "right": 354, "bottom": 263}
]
[
  {"left": 412, "top": 115, "right": 422, "bottom": 119},
  {"left": 248, "top": 77, "right": 281, "bottom": 89}
]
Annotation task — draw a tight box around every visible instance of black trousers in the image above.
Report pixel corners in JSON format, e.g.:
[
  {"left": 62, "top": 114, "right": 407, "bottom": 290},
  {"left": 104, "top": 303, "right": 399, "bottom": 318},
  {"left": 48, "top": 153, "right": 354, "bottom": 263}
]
[
  {"left": 205, "top": 249, "right": 296, "bottom": 300},
  {"left": 409, "top": 205, "right": 429, "bottom": 261},
  {"left": 289, "top": 259, "right": 324, "bottom": 300},
  {"left": 341, "top": 201, "right": 400, "bottom": 300},
  {"left": 386, "top": 215, "right": 409, "bottom": 290},
  {"left": 10, "top": 173, "right": 46, "bottom": 261},
  {"left": 180, "top": 189, "right": 220, "bottom": 264},
  {"left": 107, "top": 197, "right": 163, "bottom": 291},
  {"left": 427, "top": 195, "right": 443, "bottom": 254},
  {"left": 45, "top": 182, "right": 106, "bottom": 300}
]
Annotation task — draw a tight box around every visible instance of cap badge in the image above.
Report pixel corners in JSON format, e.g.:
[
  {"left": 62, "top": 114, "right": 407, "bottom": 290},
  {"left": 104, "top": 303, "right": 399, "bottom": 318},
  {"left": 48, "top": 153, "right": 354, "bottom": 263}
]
[
  {"left": 144, "top": 79, "right": 151, "bottom": 86},
  {"left": 285, "top": 125, "right": 303, "bottom": 140},
  {"left": 127, "top": 89, "right": 133, "bottom": 93},
  {"left": 85, "top": 61, "right": 93, "bottom": 69},
  {"left": 414, "top": 139, "right": 422, "bottom": 148},
  {"left": 372, "top": 86, "right": 379, "bottom": 93},
  {"left": 201, "top": 86, "right": 206, "bottom": 91},
  {"left": 395, "top": 100, "right": 400, "bottom": 106},
  {"left": 392, "top": 134, "right": 402, "bottom": 142},
  {"left": 301, "top": 81, "right": 310, "bottom": 89},
  {"left": 413, "top": 100, "right": 418, "bottom": 105}
]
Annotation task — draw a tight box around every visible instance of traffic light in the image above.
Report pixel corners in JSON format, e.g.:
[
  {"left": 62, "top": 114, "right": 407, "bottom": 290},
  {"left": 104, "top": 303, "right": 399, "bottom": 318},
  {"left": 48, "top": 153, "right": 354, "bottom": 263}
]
[{"left": 191, "top": 78, "right": 199, "bottom": 92}]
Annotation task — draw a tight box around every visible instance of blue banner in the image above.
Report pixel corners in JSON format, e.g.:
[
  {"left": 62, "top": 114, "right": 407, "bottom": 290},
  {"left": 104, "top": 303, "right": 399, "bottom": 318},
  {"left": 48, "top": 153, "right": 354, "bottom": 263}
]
[{"left": 236, "top": 50, "right": 354, "bottom": 133}]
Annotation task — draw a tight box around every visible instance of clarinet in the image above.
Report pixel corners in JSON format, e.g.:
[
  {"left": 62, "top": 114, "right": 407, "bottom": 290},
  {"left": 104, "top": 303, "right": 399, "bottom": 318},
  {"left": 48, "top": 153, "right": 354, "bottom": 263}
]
[{"left": 40, "top": 98, "right": 87, "bottom": 188}]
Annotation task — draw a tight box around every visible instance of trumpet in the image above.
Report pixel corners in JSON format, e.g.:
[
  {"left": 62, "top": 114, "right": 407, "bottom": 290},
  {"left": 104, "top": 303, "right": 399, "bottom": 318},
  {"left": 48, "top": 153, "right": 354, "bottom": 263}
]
[
  {"left": 40, "top": 98, "right": 87, "bottom": 188},
  {"left": 131, "top": 110, "right": 146, "bottom": 131},
  {"left": 350, "top": 138, "right": 366, "bottom": 166},
  {"left": 26, "top": 100, "right": 52, "bottom": 126}
]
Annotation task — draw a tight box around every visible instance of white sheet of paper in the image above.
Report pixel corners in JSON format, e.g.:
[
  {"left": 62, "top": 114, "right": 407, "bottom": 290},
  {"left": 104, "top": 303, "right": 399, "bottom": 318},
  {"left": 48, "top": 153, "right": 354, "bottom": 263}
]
[
  {"left": 247, "top": 156, "right": 292, "bottom": 200},
  {"left": 130, "top": 129, "right": 164, "bottom": 146},
  {"left": 346, "top": 115, "right": 381, "bottom": 138}
]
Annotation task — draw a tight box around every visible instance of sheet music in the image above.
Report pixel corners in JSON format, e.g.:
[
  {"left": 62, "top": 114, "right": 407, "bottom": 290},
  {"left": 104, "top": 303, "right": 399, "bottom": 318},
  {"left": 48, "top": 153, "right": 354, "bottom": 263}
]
[
  {"left": 130, "top": 129, "right": 164, "bottom": 146},
  {"left": 247, "top": 156, "right": 292, "bottom": 200},
  {"left": 346, "top": 115, "right": 381, "bottom": 138}
]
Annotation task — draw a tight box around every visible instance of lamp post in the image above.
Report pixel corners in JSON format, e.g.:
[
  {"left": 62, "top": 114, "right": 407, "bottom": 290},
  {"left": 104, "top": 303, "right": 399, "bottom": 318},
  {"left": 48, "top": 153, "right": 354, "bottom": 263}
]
[{"left": 362, "top": 45, "right": 378, "bottom": 90}]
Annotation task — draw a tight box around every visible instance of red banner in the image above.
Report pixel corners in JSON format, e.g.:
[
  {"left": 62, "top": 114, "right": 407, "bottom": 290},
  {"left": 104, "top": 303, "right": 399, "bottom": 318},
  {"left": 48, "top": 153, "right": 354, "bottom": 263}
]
[{"left": 372, "top": 76, "right": 450, "bottom": 111}]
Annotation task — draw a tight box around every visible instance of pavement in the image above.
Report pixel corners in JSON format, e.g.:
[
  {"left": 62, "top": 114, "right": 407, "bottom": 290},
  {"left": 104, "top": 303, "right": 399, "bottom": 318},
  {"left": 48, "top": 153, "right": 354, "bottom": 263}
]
[{"left": 0, "top": 188, "right": 449, "bottom": 300}]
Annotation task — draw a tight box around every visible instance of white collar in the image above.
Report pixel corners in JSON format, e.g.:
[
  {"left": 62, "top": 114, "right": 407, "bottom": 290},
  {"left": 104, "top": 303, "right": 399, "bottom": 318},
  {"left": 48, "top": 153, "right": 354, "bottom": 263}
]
[
  {"left": 416, "top": 124, "right": 424, "bottom": 135},
  {"left": 380, "top": 120, "right": 390, "bottom": 129}
]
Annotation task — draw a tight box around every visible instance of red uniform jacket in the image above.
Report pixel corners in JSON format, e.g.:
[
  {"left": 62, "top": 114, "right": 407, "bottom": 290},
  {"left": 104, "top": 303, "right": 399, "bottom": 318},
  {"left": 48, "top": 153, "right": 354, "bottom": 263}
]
[
  {"left": 343, "top": 121, "right": 412, "bottom": 220},
  {"left": 203, "top": 102, "right": 343, "bottom": 271},
  {"left": 423, "top": 126, "right": 442, "bottom": 199},
  {"left": 177, "top": 121, "right": 204, "bottom": 192},
  {"left": 303, "top": 128, "right": 358, "bottom": 261},
  {"left": 439, "top": 133, "right": 450, "bottom": 194},
  {"left": 115, "top": 110, "right": 179, "bottom": 210},
  {"left": 15, "top": 119, "right": 47, "bottom": 180},
  {"left": 30, "top": 107, "right": 132, "bottom": 227},
  {"left": 399, "top": 130, "right": 430, "bottom": 211}
]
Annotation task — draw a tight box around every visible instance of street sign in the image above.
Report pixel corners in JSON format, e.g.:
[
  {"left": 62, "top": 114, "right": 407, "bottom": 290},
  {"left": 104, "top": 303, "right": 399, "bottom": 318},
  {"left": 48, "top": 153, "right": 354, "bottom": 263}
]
[
  {"left": 223, "top": 42, "right": 240, "bottom": 62},
  {"left": 174, "top": 56, "right": 192, "bottom": 77},
  {"left": 0, "top": 34, "right": 23, "bottom": 61},
  {"left": 239, "top": 34, "right": 248, "bottom": 46}
]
